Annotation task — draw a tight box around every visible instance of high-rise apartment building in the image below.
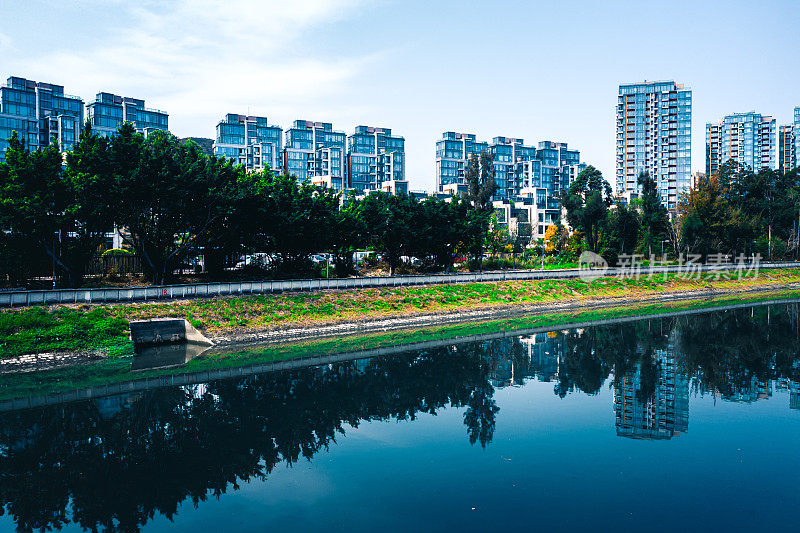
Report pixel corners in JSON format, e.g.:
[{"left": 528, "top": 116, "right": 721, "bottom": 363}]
[
  {"left": 213, "top": 114, "right": 282, "bottom": 172},
  {"left": 487, "top": 136, "right": 535, "bottom": 201},
  {"left": 0, "top": 76, "right": 83, "bottom": 160},
  {"left": 794, "top": 107, "right": 800, "bottom": 171},
  {"left": 779, "top": 124, "right": 795, "bottom": 174},
  {"left": 706, "top": 112, "right": 776, "bottom": 176},
  {"left": 616, "top": 81, "right": 692, "bottom": 209},
  {"left": 614, "top": 348, "right": 689, "bottom": 440},
  {"left": 86, "top": 92, "right": 168, "bottom": 138},
  {"left": 436, "top": 133, "right": 583, "bottom": 202},
  {"left": 435, "top": 132, "right": 488, "bottom": 193},
  {"left": 283, "top": 120, "right": 346, "bottom": 190},
  {"left": 347, "top": 126, "right": 405, "bottom": 192}
]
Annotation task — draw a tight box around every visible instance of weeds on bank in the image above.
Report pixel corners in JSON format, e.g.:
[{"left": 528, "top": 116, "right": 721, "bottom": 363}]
[
  {"left": 1, "top": 269, "right": 799, "bottom": 359},
  {"left": 0, "top": 307, "right": 131, "bottom": 359}
]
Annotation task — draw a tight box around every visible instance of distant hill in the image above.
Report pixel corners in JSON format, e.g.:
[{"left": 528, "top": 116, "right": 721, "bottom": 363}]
[{"left": 182, "top": 137, "right": 214, "bottom": 157}]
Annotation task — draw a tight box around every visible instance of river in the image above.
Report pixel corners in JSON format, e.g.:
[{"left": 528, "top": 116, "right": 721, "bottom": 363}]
[{"left": 1, "top": 302, "right": 799, "bottom": 531}]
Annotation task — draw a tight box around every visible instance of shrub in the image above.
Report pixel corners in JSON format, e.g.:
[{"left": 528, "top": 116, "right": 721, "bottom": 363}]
[{"left": 102, "top": 248, "right": 134, "bottom": 257}]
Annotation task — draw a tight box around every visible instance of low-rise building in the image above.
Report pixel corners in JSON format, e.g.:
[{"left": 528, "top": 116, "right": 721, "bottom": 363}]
[{"left": 435, "top": 132, "right": 585, "bottom": 207}]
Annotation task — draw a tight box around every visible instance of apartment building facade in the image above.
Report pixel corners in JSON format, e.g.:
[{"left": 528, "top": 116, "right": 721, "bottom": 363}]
[
  {"left": 283, "top": 120, "right": 346, "bottom": 190},
  {"left": 616, "top": 81, "right": 692, "bottom": 209},
  {"left": 213, "top": 114, "right": 282, "bottom": 172},
  {"left": 0, "top": 76, "right": 83, "bottom": 160},
  {"left": 790, "top": 107, "right": 800, "bottom": 173},
  {"left": 436, "top": 132, "right": 583, "bottom": 203},
  {"left": 347, "top": 125, "right": 405, "bottom": 192},
  {"left": 779, "top": 124, "right": 795, "bottom": 174},
  {"left": 86, "top": 92, "right": 168, "bottom": 138},
  {"left": 614, "top": 347, "right": 690, "bottom": 440},
  {"left": 706, "top": 112, "right": 776, "bottom": 176},
  {"left": 435, "top": 131, "right": 488, "bottom": 193}
]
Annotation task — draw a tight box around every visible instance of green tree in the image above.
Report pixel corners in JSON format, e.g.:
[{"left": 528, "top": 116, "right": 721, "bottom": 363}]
[
  {"left": 464, "top": 152, "right": 497, "bottom": 269},
  {"left": 560, "top": 165, "right": 612, "bottom": 253},
  {"left": 678, "top": 166, "right": 758, "bottom": 258},
  {"left": 250, "top": 171, "right": 339, "bottom": 277},
  {"left": 328, "top": 192, "right": 365, "bottom": 277},
  {"left": 0, "top": 133, "right": 73, "bottom": 285},
  {"left": 112, "top": 127, "right": 241, "bottom": 284},
  {"left": 602, "top": 201, "right": 640, "bottom": 265},
  {"left": 360, "top": 191, "right": 419, "bottom": 275},
  {"left": 636, "top": 172, "right": 669, "bottom": 257},
  {"left": 61, "top": 122, "right": 119, "bottom": 286}
]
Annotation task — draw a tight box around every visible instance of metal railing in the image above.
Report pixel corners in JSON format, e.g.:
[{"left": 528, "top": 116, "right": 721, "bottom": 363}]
[{"left": 1, "top": 262, "right": 798, "bottom": 308}]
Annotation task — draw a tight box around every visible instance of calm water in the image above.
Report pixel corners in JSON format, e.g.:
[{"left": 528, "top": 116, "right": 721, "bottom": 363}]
[{"left": 2, "top": 303, "right": 800, "bottom": 531}]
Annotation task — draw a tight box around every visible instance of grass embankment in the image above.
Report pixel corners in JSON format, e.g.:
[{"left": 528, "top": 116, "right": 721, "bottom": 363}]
[
  {"left": 2, "top": 289, "right": 800, "bottom": 402},
  {"left": 2, "top": 268, "right": 800, "bottom": 360}
]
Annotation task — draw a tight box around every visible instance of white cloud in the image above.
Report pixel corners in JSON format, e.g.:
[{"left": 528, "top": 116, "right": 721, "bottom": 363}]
[
  {"left": 0, "top": 32, "right": 11, "bottom": 52},
  {"left": 18, "top": 0, "right": 373, "bottom": 136}
]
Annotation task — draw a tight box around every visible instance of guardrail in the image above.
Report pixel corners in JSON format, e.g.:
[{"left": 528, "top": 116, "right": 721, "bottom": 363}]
[{"left": 1, "top": 262, "right": 798, "bottom": 308}]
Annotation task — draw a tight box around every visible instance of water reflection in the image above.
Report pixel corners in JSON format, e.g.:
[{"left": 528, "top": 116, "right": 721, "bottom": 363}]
[
  {"left": 130, "top": 342, "right": 211, "bottom": 372},
  {"left": 1, "top": 302, "right": 800, "bottom": 531}
]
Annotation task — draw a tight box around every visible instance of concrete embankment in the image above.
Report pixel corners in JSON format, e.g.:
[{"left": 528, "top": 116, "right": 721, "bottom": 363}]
[
  {"left": 211, "top": 283, "right": 800, "bottom": 346},
  {"left": 2, "top": 292, "right": 798, "bottom": 413}
]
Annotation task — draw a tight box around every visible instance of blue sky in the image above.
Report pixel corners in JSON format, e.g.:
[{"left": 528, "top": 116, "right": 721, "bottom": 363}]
[{"left": 1, "top": 0, "right": 798, "bottom": 191}]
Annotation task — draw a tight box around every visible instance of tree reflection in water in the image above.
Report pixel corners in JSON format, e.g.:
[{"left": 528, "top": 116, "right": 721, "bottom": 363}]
[{"left": 1, "top": 302, "right": 799, "bottom": 531}]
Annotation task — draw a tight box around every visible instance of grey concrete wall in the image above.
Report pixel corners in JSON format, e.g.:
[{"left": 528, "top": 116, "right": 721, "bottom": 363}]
[{"left": 2, "top": 262, "right": 797, "bottom": 308}]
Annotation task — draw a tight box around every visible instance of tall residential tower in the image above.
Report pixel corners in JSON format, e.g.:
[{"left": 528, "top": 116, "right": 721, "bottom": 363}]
[
  {"left": 706, "top": 112, "right": 776, "bottom": 176},
  {"left": 779, "top": 125, "right": 794, "bottom": 174},
  {"left": 616, "top": 81, "right": 692, "bottom": 209}
]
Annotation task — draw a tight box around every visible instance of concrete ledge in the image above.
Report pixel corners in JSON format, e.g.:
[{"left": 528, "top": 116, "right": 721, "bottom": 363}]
[{"left": 130, "top": 319, "right": 214, "bottom": 347}]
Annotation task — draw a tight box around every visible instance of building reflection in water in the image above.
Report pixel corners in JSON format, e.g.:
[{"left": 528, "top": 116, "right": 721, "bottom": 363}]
[
  {"left": 2, "top": 302, "right": 800, "bottom": 531},
  {"left": 613, "top": 347, "right": 690, "bottom": 440}
]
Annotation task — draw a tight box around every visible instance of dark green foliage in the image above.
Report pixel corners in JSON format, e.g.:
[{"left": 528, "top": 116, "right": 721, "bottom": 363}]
[
  {"left": 248, "top": 171, "right": 340, "bottom": 277},
  {"left": 464, "top": 152, "right": 497, "bottom": 269},
  {"left": 561, "top": 165, "right": 613, "bottom": 253},
  {"left": 636, "top": 172, "right": 669, "bottom": 256},
  {"left": 602, "top": 201, "right": 640, "bottom": 265},
  {"left": 678, "top": 162, "right": 791, "bottom": 259},
  {"left": 360, "top": 191, "right": 420, "bottom": 275},
  {"left": 0, "top": 307, "right": 130, "bottom": 358}
]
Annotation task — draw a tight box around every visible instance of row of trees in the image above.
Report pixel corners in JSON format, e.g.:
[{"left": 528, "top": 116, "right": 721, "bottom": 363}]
[
  {"left": 0, "top": 123, "right": 499, "bottom": 287},
  {"left": 4, "top": 120, "right": 797, "bottom": 286},
  {"left": 679, "top": 161, "right": 800, "bottom": 259},
  {"left": 554, "top": 163, "right": 800, "bottom": 264},
  {"left": 552, "top": 166, "right": 671, "bottom": 264}
]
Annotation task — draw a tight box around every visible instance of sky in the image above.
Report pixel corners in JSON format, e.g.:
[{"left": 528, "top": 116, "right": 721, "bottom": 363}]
[{"left": 1, "top": 0, "right": 798, "bottom": 192}]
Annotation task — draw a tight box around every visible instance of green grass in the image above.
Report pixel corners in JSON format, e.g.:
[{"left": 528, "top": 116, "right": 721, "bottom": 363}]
[
  {"left": 0, "top": 307, "right": 133, "bottom": 359},
  {"left": 2, "top": 268, "right": 800, "bottom": 361},
  {"left": 1, "top": 289, "right": 799, "bottom": 402}
]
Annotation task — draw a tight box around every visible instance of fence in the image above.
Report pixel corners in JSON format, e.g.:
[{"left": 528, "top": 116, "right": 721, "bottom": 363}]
[
  {"left": 84, "top": 255, "right": 143, "bottom": 277},
  {"left": 1, "top": 261, "right": 798, "bottom": 308}
]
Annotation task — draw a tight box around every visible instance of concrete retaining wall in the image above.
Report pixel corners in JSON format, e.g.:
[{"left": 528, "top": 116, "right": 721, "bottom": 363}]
[{"left": 2, "top": 262, "right": 797, "bottom": 308}]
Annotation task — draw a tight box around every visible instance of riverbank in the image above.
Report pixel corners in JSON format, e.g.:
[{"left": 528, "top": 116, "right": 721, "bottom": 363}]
[
  {"left": 1, "top": 290, "right": 800, "bottom": 407},
  {"left": 2, "top": 268, "right": 800, "bottom": 360}
]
